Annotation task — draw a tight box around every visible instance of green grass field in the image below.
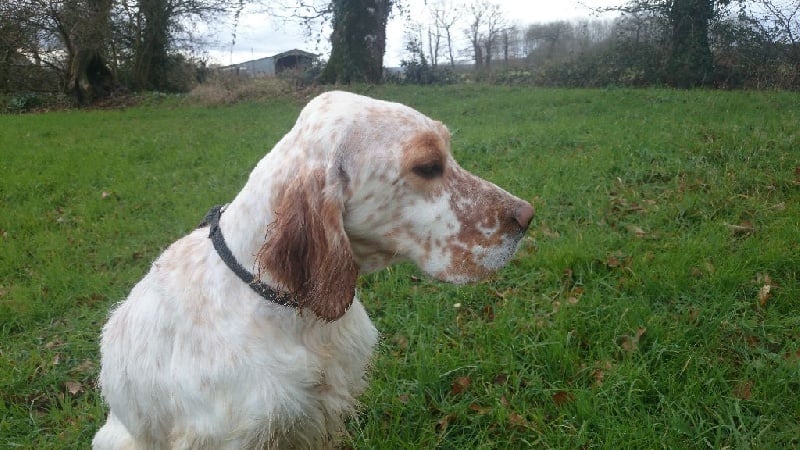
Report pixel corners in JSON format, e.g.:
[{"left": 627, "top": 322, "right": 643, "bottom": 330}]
[{"left": 1, "top": 86, "right": 798, "bottom": 448}]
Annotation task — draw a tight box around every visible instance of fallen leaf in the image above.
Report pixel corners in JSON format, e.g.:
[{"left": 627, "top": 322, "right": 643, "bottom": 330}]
[
  {"left": 628, "top": 225, "right": 647, "bottom": 237},
  {"left": 758, "top": 284, "right": 772, "bottom": 307},
  {"left": 592, "top": 368, "right": 605, "bottom": 387},
  {"left": 727, "top": 221, "right": 754, "bottom": 236},
  {"left": 492, "top": 374, "right": 508, "bottom": 386},
  {"left": 783, "top": 350, "right": 800, "bottom": 363},
  {"left": 451, "top": 376, "right": 471, "bottom": 395},
  {"left": 756, "top": 273, "right": 776, "bottom": 307},
  {"left": 619, "top": 327, "right": 647, "bottom": 353},
  {"left": 392, "top": 335, "right": 408, "bottom": 350},
  {"left": 469, "top": 403, "right": 490, "bottom": 415},
  {"left": 733, "top": 380, "right": 753, "bottom": 401},
  {"left": 65, "top": 381, "right": 83, "bottom": 395},
  {"left": 482, "top": 304, "right": 495, "bottom": 322},
  {"left": 436, "top": 413, "right": 456, "bottom": 433},
  {"left": 688, "top": 308, "right": 700, "bottom": 322},
  {"left": 45, "top": 338, "right": 64, "bottom": 349},
  {"left": 508, "top": 412, "right": 531, "bottom": 428},
  {"left": 552, "top": 391, "right": 575, "bottom": 407},
  {"left": 500, "top": 395, "right": 510, "bottom": 407},
  {"left": 605, "top": 252, "right": 630, "bottom": 269},
  {"left": 397, "top": 394, "right": 409, "bottom": 404}
]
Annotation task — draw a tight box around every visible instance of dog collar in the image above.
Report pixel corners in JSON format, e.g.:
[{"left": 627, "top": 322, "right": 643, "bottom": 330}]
[{"left": 199, "top": 205, "right": 298, "bottom": 308}]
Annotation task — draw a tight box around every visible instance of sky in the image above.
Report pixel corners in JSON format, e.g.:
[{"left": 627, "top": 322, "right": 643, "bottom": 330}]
[{"left": 205, "top": 0, "right": 618, "bottom": 67}]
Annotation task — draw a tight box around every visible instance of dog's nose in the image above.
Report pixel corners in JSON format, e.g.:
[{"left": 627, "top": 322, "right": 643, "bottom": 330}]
[{"left": 514, "top": 202, "right": 535, "bottom": 230}]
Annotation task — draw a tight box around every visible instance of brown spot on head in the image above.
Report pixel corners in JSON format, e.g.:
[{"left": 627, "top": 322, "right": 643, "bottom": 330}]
[{"left": 402, "top": 131, "right": 449, "bottom": 191}]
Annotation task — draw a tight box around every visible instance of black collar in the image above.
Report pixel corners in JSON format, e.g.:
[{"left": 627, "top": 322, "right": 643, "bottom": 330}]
[{"left": 199, "top": 205, "right": 297, "bottom": 308}]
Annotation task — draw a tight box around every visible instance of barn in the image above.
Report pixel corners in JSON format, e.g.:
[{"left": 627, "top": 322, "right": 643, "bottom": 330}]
[{"left": 224, "top": 49, "right": 318, "bottom": 77}]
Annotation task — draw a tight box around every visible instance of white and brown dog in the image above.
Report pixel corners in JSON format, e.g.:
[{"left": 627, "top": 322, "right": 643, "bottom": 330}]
[{"left": 94, "top": 91, "right": 534, "bottom": 449}]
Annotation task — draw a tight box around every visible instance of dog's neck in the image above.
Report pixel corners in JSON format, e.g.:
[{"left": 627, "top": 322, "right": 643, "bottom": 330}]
[{"left": 216, "top": 152, "right": 286, "bottom": 281}]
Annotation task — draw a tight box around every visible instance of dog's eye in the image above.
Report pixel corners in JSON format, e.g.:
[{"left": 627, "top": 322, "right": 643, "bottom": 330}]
[{"left": 412, "top": 163, "right": 443, "bottom": 179}]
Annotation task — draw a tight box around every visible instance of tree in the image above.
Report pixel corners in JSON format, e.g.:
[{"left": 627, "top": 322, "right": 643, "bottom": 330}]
[
  {"left": 610, "top": 0, "right": 737, "bottom": 87},
  {"left": 429, "top": 0, "right": 460, "bottom": 68},
  {"left": 667, "top": 0, "right": 715, "bottom": 87},
  {"left": 63, "top": 0, "right": 115, "bottom": 103},
  {"left": 318, "top": 0, "right": 392, "bottom": 84},
  {"left": 464, "top": 0, "right": 505, "bottom": 70},
  {"left": 127, "top": 0, "right": 238, "bottom": 91},
  {"left": 0, "top": 0, "right": 114, "bottom": 103}
]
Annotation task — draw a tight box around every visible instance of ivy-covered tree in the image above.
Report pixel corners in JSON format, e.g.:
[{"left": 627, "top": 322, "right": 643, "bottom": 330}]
[
  {"left": 666, "top": 0, "right": 715, "bottom": 87},
  {"left": 613, "top": 0, "right": 737, "bottom": 87},
  {"left": 318, "top": 0, "right": 392, "bottom": 84}
]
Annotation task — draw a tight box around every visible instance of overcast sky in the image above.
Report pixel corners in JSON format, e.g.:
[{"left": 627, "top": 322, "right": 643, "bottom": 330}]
[{"left": 205, "top": 0, "right": 618, "bottom": 67}]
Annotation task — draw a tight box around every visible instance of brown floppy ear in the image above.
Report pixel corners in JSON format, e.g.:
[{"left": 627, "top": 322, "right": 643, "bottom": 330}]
[{"left": 257, "top": 169, "right": 358, "bottom": 321}]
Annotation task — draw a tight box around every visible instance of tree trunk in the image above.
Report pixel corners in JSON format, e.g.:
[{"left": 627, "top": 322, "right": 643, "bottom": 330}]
[
  {"left": 64, "top": 0, "right": 114, "bottom": 104},
  {"left": 133, "top": 0, "right": 171, "bottom": 90},
  {"left": 319, "top": 0, "right": 392, "bottom": 84},
  {"left": 667, "top": 0, "right": 714, "bottom": 88}
]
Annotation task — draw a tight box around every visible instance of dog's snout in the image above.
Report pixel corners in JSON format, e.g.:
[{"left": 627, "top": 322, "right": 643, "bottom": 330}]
[{"left": 513, "top": 202, "right": 535, "bottom": 230}]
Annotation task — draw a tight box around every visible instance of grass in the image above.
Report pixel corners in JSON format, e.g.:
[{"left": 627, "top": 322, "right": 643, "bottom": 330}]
[{"left": 1, "top": 86, "right": 798, "bottom": 448}]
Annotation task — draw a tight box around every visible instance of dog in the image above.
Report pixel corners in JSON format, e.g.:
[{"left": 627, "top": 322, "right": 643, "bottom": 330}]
[{"left": 93, "top": 91, "right": 534, "bottom": 449}]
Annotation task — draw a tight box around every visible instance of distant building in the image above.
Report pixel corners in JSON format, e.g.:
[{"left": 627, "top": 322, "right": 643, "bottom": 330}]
[{"left": 224, "top": 50, "right": 318, "bottom": 77}]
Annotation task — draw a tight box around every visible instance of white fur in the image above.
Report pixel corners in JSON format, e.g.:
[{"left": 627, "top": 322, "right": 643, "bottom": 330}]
[{"left": 94, "top": 91, "right": 533, "bottom": 449}]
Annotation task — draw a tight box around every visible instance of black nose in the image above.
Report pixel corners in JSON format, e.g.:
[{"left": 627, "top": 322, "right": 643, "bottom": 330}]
[{"left": 514, "top": 202, "right": 535, "bottom": 229}]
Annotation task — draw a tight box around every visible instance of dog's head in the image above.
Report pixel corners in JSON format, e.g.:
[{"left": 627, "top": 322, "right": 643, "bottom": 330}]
[{"left": 258, "top": 92, "right": 533, "bottom": 321}]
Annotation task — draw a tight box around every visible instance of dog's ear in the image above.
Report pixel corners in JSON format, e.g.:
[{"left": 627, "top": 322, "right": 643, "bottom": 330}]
[{"left": 257, "top": 169, "right": 358, "bottom": 321}]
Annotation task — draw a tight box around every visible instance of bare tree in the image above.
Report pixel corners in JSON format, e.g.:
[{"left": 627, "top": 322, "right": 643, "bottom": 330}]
[
  {"left": 750, "top": 0, "right": 800, "bottom": 47},
  {"left": 429, "top": 0, "right": 459, "bottom": 67},
  {"left": 464, "top": 0, "right": 505, "bottom": 70}
]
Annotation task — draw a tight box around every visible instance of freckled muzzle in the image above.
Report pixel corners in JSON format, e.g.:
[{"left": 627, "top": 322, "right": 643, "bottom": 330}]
[{"left": 434, "top": 180, "right": 534, "bottom": 284}]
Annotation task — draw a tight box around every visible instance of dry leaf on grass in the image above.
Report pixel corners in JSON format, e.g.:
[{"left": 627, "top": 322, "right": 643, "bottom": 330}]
[
  {"left": 733, "top": 380, "right": 753, "bottom": 401},
  {"left": 469, "top": 403, "right": 490, "bottom": 415},
  {"left": 552, "top": 391, "right": 575, "bottom": 407},
  {"left": 508, "top": 412, "right": 532, "bottom": 428},
  {"left": 619, "top": 327, "right": 647, "bottom": 353},
  {"left": 65, "top": 381, "right": 83, "bottom": 395},
  {"left": 451, "top": 376, "right": 471, "bottom": 395},
  {"left": 492, "top": 374, "right": 508, "bottom": 385},
  {"left": 482, "top": 304, "right": 495, "bottom": 322},
  {"left": 756, "top": 273, "right": 777, "bottom": 307},
  {"left": 628, "top": 224, "right": 647, "bottom": 237},
  {"left": 436, "top": 413, "right": 456, "bottom": 433},
  {"left": 727, "top": 221, "right": 754, "bottom": 236}
]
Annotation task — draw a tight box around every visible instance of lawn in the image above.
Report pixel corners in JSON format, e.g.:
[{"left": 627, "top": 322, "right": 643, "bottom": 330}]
[{"left": 1, "top": 86, "right": 798, "bottom": 448}]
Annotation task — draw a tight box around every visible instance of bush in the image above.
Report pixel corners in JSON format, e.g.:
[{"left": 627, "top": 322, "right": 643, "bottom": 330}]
[{"left": 4, "top": 92, "right": 42, "bottom": 113}]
